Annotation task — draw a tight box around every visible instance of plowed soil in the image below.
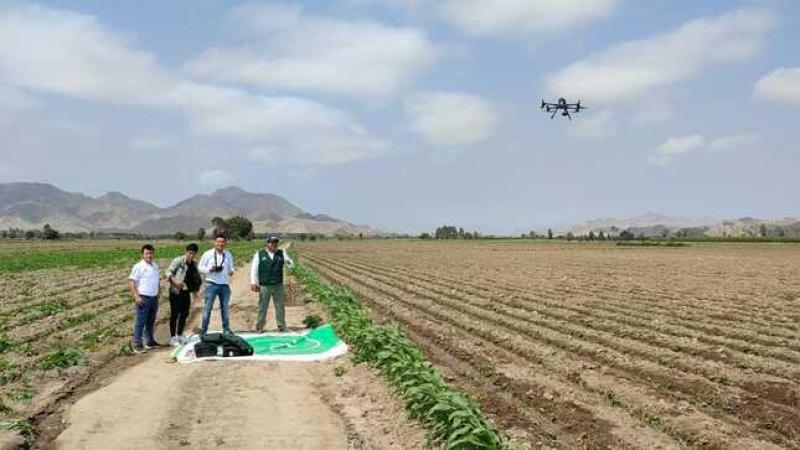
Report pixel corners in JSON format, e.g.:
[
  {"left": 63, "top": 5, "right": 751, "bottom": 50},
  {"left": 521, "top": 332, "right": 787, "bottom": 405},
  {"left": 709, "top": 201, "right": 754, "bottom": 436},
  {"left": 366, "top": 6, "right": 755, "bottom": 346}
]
[{"left": 299, "top": 240, "right": 800, "bottom": 449}]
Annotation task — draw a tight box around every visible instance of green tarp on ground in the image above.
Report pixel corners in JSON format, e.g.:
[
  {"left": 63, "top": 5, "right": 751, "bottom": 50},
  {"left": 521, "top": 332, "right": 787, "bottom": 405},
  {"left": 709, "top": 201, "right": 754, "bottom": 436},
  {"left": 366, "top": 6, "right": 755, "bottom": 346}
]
[{"left": 172, "top": 324, "right": 348, "bottom": 363}]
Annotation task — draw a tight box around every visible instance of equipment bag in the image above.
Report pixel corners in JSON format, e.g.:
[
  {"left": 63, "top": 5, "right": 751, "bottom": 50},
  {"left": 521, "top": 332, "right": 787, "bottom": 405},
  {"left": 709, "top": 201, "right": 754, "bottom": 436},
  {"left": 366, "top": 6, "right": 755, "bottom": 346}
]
[
  {"left": 200, "top": 332, "right": 254, "bottom": 357},
  {"left": 194, "top": 342, "right": 218, "bottom": 358},
  {"left": 222, "top": 334, "right": 254, "bottom": 357}
]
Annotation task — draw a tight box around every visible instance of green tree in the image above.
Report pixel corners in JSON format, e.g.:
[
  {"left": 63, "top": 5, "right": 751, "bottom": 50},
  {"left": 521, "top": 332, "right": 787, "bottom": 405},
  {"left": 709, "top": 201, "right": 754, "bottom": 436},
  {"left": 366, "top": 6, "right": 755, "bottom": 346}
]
[
  {"left": 25, "top": 230, "right": 35, "bottom": 240},
  {"left": 227, "top": 216, "right": 254, "bottom": 240},
  {"left": 196, "top": 227, "right": 206, "bottom": 240},
  {"left": 174, "top": 231, "right": 188, "bottom": 240},
  {"left": 211, "top": 217, "right": 228, "bottom": 237},
  {"left": 759, "top": 223, "right": 767, "bottom": 237},
  {"left": 42, "top": 224, "right": 60, "bottom": 240},
  {"left": 588, "top": 231, "right": 595, "bottom": 241},
  {"left": 547, "top": 228, "right": 553, "bottom": 239}
]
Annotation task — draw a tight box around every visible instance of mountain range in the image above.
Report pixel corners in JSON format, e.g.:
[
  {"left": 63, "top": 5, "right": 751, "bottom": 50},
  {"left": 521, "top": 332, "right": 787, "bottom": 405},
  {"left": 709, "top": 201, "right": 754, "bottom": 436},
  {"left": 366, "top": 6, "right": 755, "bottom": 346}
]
[
  {"left": 0, "top": 182, "right": 375, "bottom": 236},
  {"left": 563, "top": 211, "right": 800, "bottom": 238}
]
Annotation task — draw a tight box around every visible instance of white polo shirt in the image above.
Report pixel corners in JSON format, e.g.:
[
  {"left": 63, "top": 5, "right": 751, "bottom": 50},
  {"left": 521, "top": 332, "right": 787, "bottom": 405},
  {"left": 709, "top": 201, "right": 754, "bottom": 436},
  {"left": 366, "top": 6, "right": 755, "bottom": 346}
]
[{"left": 129, "top": 260, "right": 160, "bottom": 296}]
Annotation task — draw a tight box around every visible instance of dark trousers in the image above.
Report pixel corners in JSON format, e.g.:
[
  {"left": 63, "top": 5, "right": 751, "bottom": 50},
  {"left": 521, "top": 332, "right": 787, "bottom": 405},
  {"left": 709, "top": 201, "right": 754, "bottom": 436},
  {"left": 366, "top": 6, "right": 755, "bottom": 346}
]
[
  {"left": 132, "top": 295, "right": 158, "bottom": 346},
  {"left": 169, "top": 290, "right": 191, "bottom": 337}
]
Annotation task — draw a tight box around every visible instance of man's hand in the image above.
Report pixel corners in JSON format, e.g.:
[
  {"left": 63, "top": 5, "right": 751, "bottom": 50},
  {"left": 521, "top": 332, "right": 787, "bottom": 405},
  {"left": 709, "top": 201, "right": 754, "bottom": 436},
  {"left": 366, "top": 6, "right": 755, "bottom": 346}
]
[
  {"left": 250, "top": 284, "right": 260, "bottom": 293},
  {"left": 134, "top": 295, "right": 144, "bottom": 307}
]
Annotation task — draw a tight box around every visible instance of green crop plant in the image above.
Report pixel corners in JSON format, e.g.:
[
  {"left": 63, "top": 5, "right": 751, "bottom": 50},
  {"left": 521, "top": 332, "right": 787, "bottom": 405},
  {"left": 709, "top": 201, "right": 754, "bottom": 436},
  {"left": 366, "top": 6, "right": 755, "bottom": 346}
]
[
  {"left": 0, "top": 334, "right": 15, "bottom": 353},
  {"left": 37, "top": 346, "right": 85, "bottom": 371},
  {"left": 291, "top": 263, "right": 521, "bottom": 450},
  {"left": 0, "top": 418, "right": 36, "bottom": 438},
  {"left": 302, "top": 314, "right": 323, "bottom": 329},
  {"left": 10, "top": 386, "right": 35, "bottom": 403},
  {"left": 333, "top": 364, "right": 346, "bottom": 377}
]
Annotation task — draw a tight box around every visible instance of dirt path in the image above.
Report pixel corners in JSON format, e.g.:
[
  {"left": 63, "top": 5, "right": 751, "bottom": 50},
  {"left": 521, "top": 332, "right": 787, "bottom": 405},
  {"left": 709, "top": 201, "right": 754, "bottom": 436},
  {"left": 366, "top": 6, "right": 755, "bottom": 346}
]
[{"left": 48, "top": 261, "right": 426, "bottom": 450}]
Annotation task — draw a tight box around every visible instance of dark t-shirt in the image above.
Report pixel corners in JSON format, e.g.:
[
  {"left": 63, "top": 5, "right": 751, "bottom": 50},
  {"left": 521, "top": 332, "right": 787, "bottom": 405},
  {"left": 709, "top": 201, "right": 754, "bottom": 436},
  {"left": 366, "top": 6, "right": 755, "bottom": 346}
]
[{"left": 184, "top": 262, "right": 202, "bottom": 292}]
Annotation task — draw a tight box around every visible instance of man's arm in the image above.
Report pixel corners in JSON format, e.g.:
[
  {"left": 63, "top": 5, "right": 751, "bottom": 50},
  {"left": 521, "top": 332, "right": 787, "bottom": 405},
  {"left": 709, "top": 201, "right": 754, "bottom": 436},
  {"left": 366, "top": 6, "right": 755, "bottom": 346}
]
[
  {"left": 284, "top": 250, "right": 294, "bottom": 268},
  {"left": 166, "top": 258, "right": 181, "bottom": 286},
  {"left": 250, "top": 252, "right": 260, "bottom": 292},
  {"left": 227, "top": 251, "right": 235, "bottom": 276},
  {"left": 198, "top": 252, "right": 211, "bottom": 275},
  {"left": 128, "top": 268, "right": 144, "bottom": 306}
]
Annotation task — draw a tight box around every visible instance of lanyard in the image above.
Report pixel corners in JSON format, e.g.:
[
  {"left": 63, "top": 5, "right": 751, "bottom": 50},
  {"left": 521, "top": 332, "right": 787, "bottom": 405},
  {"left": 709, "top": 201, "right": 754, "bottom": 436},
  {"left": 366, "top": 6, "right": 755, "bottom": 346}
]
[{"left": 214, "top": 251, "right": 226, "bottom": 268}]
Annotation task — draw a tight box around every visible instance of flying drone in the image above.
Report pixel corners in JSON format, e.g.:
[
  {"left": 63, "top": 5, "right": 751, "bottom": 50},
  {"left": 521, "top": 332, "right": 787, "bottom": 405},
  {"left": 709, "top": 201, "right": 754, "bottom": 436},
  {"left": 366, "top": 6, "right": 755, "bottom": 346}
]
[{"left": 541, "top": 98, "right": 586, "bottom": 120}]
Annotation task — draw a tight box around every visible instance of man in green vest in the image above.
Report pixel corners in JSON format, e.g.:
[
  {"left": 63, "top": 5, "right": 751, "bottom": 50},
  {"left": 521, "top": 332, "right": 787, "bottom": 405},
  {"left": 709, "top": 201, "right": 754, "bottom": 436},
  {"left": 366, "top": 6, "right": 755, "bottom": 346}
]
[{"left": 249, "top": 236, "right": 294, "bottom": 332}]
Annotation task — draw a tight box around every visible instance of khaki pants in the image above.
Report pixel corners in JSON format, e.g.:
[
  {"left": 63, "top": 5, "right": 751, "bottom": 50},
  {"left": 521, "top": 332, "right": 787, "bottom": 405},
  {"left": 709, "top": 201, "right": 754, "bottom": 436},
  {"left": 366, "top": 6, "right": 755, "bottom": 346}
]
[{"left": 257, "top": 284, "right": 285, "bottom": 331}]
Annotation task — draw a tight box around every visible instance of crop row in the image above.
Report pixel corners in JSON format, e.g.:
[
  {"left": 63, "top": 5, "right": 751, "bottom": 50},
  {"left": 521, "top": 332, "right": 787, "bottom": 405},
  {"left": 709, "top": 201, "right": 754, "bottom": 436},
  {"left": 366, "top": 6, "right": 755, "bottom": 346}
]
[
  {"left": 344, "top": 253, "right": 800, "bottom": 356},
  {"left": 303, "top": 253, "right": 800, "bottom": 448},
  {"left": 292, "top": 263, "right": 517, "bottom": 450},
  {"left": 333, "top": 254, "right": 800, "bottom": 374}
]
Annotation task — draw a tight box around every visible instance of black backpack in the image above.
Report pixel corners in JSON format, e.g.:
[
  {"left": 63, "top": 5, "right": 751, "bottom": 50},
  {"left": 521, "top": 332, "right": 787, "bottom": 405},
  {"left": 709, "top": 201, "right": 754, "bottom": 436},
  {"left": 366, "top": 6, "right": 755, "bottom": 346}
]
[
  {"left": 194, "top": 341, "right": 218, "bottom": 358},
  {"left": 200, "top": 332, "right": 254, "bottom": 358},
  {"left": 221, "top": 334, "right": 254, "bottom": 357}
]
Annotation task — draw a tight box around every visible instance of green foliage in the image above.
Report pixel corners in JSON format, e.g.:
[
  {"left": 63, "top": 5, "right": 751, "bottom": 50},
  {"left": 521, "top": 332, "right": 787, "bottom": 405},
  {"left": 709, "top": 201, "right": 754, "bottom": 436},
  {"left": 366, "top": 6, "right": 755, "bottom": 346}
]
[
  {"left": 0, "top": 335, "right": 16, "bottom": 353},
  {"left": 333, "top": 364, "right": 346, "bottom": 377},
  {"left": 19, "top": 299, "right": 71, "bottom": 324},
  {"left": 0, "top": 419, "right": 36, "bottom": 437},
  {"left": 37, "top": 346, "right": 85, "bottom": 371},
  {"left": 302, "top": 314, "right": 323, "bottom": 329},
  {"left": 10, "top": 386, "right": 35, "bottom": 403},
  {"left": 0, "top": 241, "right": 264, "bottom": 273},
  {"left": 227, "top": 216, "right": 254, "bottom": 240},
  {"left": 292, "top": 264, "right": 515, "bottom": 450},
  {"left": 42, "top": 223, "right": 60, "bottom": 240}
]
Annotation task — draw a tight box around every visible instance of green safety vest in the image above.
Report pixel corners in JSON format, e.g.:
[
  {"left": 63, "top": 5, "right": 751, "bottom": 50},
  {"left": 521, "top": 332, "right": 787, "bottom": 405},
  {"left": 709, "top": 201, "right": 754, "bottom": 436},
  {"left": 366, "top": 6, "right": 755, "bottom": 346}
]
[{"left": 258, "top": 249, "right": 284, "bottom": 286}]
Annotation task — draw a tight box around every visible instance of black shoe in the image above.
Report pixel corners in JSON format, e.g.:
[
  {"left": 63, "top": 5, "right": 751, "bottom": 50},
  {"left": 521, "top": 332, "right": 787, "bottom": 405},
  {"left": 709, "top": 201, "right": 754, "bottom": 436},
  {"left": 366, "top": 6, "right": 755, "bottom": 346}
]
[
  {"left": 278, "top": 326, "right": 287, "bottom": 332},
  {"left": 144, "top": 341, "right": 165, "bottom": 349},
  {"left": 132, "top": 344, "right": 147, "bottom": 354}
]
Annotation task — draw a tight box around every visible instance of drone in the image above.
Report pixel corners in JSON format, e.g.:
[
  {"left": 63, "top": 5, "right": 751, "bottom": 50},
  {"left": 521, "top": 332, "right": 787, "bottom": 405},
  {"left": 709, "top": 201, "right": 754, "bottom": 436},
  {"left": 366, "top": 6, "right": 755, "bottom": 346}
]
[{"left": 540, "top": 97, "right": 586, "bottom": 120}]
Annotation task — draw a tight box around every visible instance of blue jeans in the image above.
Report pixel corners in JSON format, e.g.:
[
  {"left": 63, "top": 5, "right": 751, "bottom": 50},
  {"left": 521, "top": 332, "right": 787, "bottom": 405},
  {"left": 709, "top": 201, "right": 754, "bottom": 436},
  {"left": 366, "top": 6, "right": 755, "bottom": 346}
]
[
  {"left": 132, "top": 295, "right": 158, "bottom": 346},
  {"left": 201, "top": 282, "right": 230, "bottom": 334}
]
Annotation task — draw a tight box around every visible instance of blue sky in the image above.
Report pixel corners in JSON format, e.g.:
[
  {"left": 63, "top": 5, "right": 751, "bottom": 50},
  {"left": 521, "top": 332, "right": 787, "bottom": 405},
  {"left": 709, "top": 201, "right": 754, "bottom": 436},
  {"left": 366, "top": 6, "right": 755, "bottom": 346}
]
[{"left": 1, "top": 0, "right": 798, "bottom": 233}]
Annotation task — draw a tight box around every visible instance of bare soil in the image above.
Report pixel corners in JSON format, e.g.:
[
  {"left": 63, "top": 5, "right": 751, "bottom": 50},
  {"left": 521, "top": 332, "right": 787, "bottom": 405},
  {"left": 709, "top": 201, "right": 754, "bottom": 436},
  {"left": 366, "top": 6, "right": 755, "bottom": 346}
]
[
  {"left": 299, "top": 240, "right": 800, "bottom": 449},
  {"left": 10, "top": 259, "right": 426, "bottom": 450}
]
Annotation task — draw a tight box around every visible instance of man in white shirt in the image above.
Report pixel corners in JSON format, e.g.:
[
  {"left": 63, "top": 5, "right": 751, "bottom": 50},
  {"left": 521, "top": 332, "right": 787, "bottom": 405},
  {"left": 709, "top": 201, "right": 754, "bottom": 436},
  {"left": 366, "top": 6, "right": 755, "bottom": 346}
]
[
  {"left": 128, "top": 244, "right": 162, "bottom": 353},
  {"left": 250, "top": 236, "right": 294, "bottom": 332},
  {"left": 198, "top": 234, "right": 235, "bottom": 335}
]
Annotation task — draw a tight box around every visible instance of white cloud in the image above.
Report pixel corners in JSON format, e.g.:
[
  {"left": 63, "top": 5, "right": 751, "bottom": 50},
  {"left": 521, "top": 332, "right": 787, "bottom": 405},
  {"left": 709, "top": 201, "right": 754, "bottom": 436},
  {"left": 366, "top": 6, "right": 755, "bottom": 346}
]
[
  {"left": 651, "top": 133, "right": 760, "bottom": 165},
  {"left": 545, "top": 8, "right": 776, "bottom": 104},
  {"left": 405, "top": 92, "right": 497, "bottom": 147},
  {"left": 755, "top": 67, "right": 800, "bottom": 104},
  {"left": 570, "top": 109, "right": 616, "bottom": 139},
  {"left": 185, "top": 4, "right": 436, "bottom": 99},
  {"left": 440, "top": 0, "right": 620, "bottom": 37},
  {"left": 197, "top": 169, "right": 234, "bottom": 188},
  {"left": 0, "top": 4, "right": 384, "bottom": 165},
  {"left": 707, "top": 133, "right": 760, "bottom": 152}
]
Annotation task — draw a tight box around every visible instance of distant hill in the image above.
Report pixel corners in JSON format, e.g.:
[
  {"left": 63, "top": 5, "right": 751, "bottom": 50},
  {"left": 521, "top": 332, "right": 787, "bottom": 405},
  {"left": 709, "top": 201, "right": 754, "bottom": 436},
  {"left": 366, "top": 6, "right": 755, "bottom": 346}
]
[
  {"left": 0, "top": 182, "right": 377, "bottom": 236},
  {"left": 563, "top": 212, "right": 800, "bottom": 238}
]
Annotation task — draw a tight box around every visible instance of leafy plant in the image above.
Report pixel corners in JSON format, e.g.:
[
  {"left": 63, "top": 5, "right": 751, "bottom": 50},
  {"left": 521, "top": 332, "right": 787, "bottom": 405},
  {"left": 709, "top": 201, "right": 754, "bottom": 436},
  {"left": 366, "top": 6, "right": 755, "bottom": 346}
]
[
  {"left": 0, "top": 334, "right": 15, "bottom": 353},
  {"left": 292, "top": 263, "right": 516, "bottom": 449},
  {"left": 0, "top": 419, "right": 36, "bottom": 438},
  {"left": 302, "top": 314, "right": 323, "bottom": 329},
  {"left": 10, "top": 386, "right": 35, "bottom": 403},
  {"left": 37, "top": 346, "right": 85, "bottom": 371},
  {"left": 333, "top": 364, "right": 346, "bottom": 377}
]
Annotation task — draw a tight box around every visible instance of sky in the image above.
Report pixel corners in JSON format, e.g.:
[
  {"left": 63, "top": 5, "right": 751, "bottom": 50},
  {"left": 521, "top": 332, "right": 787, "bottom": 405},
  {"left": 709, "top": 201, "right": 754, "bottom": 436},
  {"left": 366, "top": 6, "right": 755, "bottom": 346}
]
[{"left": 1, "top": 0, "right": 799, "bottom": 234}]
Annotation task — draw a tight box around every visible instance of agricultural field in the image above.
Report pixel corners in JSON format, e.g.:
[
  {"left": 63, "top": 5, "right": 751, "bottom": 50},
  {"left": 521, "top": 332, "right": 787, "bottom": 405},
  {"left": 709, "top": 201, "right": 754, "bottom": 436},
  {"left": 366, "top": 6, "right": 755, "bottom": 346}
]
[
  {"left": 0, "top": 239, "right": 260, "bottom": 433},
  {"left": 299, "top": 240, "right": 800, "bottom": 449}
]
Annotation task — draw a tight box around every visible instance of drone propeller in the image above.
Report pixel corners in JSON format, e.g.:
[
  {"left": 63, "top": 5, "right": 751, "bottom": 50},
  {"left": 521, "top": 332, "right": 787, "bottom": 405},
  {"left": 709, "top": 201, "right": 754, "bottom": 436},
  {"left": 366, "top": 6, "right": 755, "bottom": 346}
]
[{"left": 540, "top": 100, "right": 546, "bottom": 109}]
